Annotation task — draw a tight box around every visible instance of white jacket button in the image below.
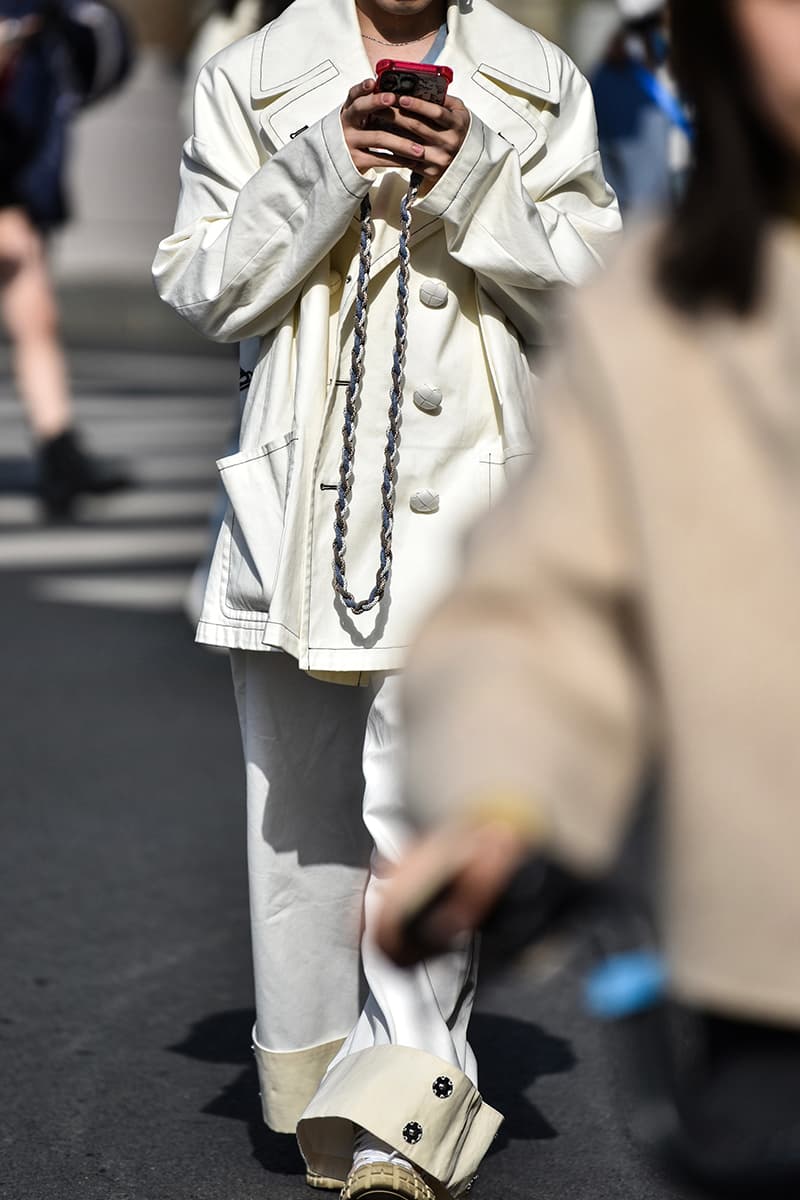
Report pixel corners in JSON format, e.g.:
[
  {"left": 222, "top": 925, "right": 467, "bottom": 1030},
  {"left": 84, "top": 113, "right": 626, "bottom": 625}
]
[
  {"left": 413, "top": 384, "right": 443, "bottom": 414},
  {"left": 410, "top": 489, "right": 439, "bottom": 514},
  {"left": 419, "top": 278, "right": 448, "bottom": 308}
]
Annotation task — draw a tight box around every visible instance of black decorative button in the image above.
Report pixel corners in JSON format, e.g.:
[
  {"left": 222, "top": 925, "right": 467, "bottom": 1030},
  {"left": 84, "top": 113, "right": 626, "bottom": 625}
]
[
  {"left": 432, "top": 1075, "right": 454, "bottom": 1099},
  {"left": 402, "top": 1122, "right": 423, "bottom": 1145}
]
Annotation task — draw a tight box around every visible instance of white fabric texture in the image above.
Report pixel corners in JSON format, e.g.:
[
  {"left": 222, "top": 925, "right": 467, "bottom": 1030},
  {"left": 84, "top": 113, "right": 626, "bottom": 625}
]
[
  {"left": 153, "top": 0, "right": 622, "bottom": 668},
  {"left": 231, "top": 648, "right": 486, "bottom": 1177}
]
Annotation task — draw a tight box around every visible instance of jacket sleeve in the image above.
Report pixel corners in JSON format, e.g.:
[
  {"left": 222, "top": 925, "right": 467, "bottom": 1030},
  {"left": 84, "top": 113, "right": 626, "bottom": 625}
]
[
  {"left": 402, "top": 312, "right": 653, "bottom": 874},
  {"left": 415, "top": 54, "right": 621, "bottom": 345},
  {"left": 152, "top": 48, "right": 373, "bottom": 343}
]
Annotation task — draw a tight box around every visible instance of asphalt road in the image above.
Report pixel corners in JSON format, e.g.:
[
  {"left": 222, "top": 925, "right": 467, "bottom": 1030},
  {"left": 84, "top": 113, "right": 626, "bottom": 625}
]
[{"left": 0, "top": 344, "right": 704, "bottom": 1200}]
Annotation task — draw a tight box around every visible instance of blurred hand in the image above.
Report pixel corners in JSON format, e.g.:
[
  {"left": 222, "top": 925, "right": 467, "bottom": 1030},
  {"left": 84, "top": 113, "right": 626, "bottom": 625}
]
[{"left": 375, "top": 820, "right": 531, "bottom": 967}]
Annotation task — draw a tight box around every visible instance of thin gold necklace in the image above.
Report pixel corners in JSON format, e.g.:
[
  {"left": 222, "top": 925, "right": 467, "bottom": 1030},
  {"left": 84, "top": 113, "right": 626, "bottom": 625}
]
[{"left": 361, "top": 26, "right": 440, "bottom": 45}]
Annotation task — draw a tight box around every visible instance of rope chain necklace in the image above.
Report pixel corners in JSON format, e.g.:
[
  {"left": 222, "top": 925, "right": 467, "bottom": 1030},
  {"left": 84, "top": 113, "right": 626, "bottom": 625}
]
[{"left": 332, "top": 173, "right": 421, "bottom": 615}]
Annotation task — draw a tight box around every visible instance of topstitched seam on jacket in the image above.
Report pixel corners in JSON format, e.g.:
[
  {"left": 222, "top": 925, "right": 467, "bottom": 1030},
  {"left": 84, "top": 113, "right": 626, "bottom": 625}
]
[
  {"left": 478, "top": 28, "right": 553, "bottom": 98},
  {"left": 174, "top": 173, "right": 326, "bottom": 313},
  {"left": 468, "top": 72, "right": 538, "bottom": 155},
  {"left": 429, "top": 122, "right": 487, "bottom": 219},
  {"left": 321, "top": 115, "right": 369, "bottom": 199},
  {"left": 219, "top": 434, "right": 297, "bottom": 470},
  {"left": 263, "top": 617, "right": 301, "bottom": 637},
  {"left": 258, "top": 44, "right": 337, "bottom": 102},
  {"left": 266, "top": 64, "right": 340, "bottom": 134}
]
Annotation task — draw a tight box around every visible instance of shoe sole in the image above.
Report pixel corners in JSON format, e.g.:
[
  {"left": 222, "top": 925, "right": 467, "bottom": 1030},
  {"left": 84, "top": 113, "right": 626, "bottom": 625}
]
[
  {"left": 342, "top": 1162, "right": 436, "bottom": 1200},
  {"left": 307, "top": 1172, "right": 346, "bottom": 1191}
]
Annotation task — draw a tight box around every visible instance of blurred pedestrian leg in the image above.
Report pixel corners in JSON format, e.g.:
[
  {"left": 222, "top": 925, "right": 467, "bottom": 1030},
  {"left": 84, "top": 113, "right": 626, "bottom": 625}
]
[
  {"left": 0, "top": 1, "right": 133, "bottom": 519},
  {"left": 0, "top": 204, "right": 127, "bottom": 516}
]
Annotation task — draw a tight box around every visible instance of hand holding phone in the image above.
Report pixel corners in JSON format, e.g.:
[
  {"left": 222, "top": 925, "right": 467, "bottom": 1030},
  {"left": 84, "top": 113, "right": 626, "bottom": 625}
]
[
  {"left": 341, "top": 67, "right": 469, "bottom": 187},
  {"left": 368, "top": 60, "right": 452, "bottom": 144}
]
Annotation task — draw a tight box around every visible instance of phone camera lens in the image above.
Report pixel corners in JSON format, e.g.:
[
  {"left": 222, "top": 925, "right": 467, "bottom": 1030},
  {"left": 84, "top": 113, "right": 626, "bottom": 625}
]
[
  {"left": 381, "top": 72, "right": 399, "bottom": 92},
  {"left": 396, "top": 74, "right": 417, "bottom": 95}
]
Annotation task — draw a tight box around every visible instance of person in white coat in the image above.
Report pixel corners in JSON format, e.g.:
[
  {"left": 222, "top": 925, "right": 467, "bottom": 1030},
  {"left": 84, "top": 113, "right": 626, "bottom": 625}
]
[{"left": 153, "top": 1, "right": 620, "bottom": 1197}]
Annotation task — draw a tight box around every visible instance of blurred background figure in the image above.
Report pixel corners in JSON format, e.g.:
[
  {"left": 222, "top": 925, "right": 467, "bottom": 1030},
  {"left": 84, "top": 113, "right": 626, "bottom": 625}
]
[
  {"left": 379, "top": 0, "right": 800, "bottom": 1195},
  {"left": 180, "top": 0, "right": 262, "bottom": 137},
  {"left": 0, "top": 1, "right": 133, "bottom": 518},
  {"left": 591, "top": 0, "right": 691, "bottom": 213}
]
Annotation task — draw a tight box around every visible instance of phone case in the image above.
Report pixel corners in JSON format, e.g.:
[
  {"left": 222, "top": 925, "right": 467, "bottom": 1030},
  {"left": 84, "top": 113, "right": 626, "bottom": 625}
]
[{"left": 375, "top": 59, "right": 453, "bottom": 106}]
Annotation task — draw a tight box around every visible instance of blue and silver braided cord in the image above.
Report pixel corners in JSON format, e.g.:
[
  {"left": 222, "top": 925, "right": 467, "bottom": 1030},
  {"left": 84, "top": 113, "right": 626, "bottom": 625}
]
[{"left": 332, "top": 174, "right": 419, "bottom": 615}]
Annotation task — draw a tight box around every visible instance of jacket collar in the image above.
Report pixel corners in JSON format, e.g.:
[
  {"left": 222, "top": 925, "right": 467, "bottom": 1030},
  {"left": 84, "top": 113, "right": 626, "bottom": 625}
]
[{"left": 251, "top": 0, "right": 560, "bottom": 163}]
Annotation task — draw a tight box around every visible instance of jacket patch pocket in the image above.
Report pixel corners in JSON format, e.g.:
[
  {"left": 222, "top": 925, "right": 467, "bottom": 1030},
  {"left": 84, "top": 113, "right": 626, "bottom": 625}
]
[{"left": 218, "top": 432, "right": 298, "bottom": 615}]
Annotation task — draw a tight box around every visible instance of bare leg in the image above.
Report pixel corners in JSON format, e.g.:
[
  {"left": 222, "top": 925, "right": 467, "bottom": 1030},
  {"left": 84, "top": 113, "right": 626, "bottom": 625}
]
[
  {"left": 0, "top": 207, "right": 72, "bottom": 440},
  {"left": 0, "top": 206, "right": 129, "bottom": 517}
]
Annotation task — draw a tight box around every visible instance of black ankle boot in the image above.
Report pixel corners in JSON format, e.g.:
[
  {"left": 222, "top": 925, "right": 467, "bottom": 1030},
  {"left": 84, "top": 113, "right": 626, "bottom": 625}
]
[{"left": 38, "top": 428, "right": 131, "bottom": 519}]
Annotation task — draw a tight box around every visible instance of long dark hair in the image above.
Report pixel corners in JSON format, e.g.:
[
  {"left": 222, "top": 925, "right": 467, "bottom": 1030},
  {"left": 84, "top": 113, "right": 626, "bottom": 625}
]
[{"left": 658, "top": 0, "right": 800, "bottom": 315}]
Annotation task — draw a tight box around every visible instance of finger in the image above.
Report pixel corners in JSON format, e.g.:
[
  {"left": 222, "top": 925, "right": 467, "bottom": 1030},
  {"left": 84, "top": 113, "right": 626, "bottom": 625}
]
[
  {"left": 351, "top": 128, "right": 455, "bottom": 174},
  {"left": 342, "top": 76, "right": 377, "bottom": 109},
  {"left": 395, "top": 93, "right": 449, "bottom": 127},
  {"left": 343, "top": 91, "right": 399, "bottom": 127},
  {"left": 442, "top": 93, "right": 469, "bottom": 113},
  {"left": 396, "top": 94, "right": 469, "bottom": 136},
  {"left": 354, "top": 154, "right": 425, "bottom": 174},
  {"left": 349, "top": 128, "right": 427, "bottom": 162},
  {"left": 381, "top": 112, "right": 464, "bottom": 150}
]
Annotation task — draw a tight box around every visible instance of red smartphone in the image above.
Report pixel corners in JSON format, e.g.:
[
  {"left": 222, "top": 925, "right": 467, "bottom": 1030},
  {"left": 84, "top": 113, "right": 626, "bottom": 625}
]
[
  {"left": 374, "top": 59, "right": 453, "bottom": 106},
  {"left": 369, "top": 60, "right": 453, "bottom": 148}
]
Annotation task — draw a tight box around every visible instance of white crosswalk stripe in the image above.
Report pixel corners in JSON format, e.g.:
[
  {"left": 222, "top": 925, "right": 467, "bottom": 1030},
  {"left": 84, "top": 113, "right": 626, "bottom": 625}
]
[{"left": 0, "top": 349, "right": 236, "bottom": 614}]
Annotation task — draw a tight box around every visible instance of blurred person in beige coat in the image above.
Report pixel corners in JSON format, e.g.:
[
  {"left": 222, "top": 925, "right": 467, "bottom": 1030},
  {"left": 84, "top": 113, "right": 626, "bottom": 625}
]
[
  {"left": 153, "top": 0, "right": 620, "bottom": 1197},
  {"left": 379, "top": 0, "right": 800, "bottom": 1189}
]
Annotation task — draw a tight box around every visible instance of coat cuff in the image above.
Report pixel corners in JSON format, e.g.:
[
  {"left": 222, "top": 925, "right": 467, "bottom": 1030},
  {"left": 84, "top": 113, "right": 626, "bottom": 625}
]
[
  {"left": 320, "top": 107, "right": 376, "bottom": 201},
  {"left": 414, "top": 114, "right": 500, "bottom": 221},
  {"left": 253, "top": 1029, "right": 345, "bottom": 1133},
  {"left": 297, "top": 1045, "right": 503, "bottom": 1196}
]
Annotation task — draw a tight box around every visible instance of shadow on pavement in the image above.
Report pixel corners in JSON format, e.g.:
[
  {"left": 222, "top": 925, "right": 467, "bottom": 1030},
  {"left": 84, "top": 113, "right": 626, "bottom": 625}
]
[
  {"left": 169, "top": 1008, "right": 306, "bottom": 1177},
  {"left": 170, "top": 1008, "right": 576, "bottom": 1176},
  {"left": 471, "top": 1012, "right": 576, "bottom": 1149}
]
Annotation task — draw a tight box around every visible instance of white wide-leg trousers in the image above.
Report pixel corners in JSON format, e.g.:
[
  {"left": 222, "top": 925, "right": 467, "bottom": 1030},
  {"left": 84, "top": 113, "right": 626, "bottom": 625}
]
[{"left": 230, "top": 650, "right": 502, "bottom": 1195}]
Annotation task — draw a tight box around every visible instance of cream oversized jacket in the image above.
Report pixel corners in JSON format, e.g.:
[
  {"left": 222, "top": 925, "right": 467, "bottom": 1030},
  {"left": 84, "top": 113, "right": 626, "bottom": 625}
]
[
  {"left": 153, "top": 0, "right": 621, "bottom": 670},
  {"left": 404, "top": 225, "right": 800, "bottom": 1026}
]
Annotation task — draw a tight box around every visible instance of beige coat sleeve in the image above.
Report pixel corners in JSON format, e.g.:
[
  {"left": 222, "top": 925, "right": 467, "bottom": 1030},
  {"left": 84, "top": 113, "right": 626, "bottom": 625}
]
[
  {"left": 415, "top": 56, "right": 621, "bottom": 345},
  {"left": 153, "top": 48, "right": 372, "bottom": 343},
  {"left": 403, "top": 317, "right": 653, "bottom": 873}
]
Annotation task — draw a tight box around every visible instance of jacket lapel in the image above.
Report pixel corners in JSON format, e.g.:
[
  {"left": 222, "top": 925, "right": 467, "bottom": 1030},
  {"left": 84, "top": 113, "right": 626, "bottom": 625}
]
[
  {"left": 251, "top": 0, "right": 560, "bottom": 164},
  {"left": 251, "top": 0, "right": 371, "bottom": 151},
  {"left": 249, "top": 0, "right": 561, "bottom": 298}
]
